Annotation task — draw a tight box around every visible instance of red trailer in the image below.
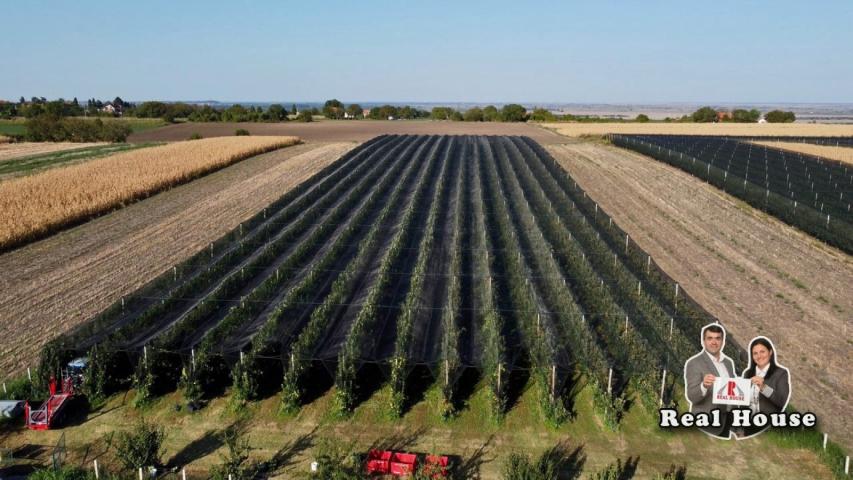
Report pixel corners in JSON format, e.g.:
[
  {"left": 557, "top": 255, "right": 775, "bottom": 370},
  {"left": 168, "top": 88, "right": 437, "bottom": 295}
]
[
  {"left": 364, "top": 450, "right": 449, "bottom": 477},
  {"left": 25, "top": 377, "right": 74, "bottom": 431}
]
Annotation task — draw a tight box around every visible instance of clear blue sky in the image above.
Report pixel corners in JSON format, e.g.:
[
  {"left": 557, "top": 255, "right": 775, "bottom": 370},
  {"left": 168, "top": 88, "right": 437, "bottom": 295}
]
[{"left": 4, "top": 0, "right": 852, "bottom": 103}]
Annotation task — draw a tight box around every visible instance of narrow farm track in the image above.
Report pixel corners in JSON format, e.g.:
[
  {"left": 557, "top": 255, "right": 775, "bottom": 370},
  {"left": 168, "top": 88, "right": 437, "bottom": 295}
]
[
  {"left": 547, "top": 142, "right": 853, "bottom": 451},
  {"left": 0, "top": 142, "right": 354, "bottom": 375}
]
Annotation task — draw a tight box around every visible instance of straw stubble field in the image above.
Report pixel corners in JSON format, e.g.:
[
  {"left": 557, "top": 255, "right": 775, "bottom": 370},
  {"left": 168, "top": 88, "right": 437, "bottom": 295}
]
[
  {"left": 749, "top": 140, "right": 853, "bottom": 165},
  {"left": 0, "top": 141, "right": 353, "bottom": 375},
  {"left": 539, "top": 122, "right": 853, "bottom": 137},
  {"left": 0, "top": 136, "right": 300, "bottom": 251},
  {"left": 546, "top": 142, "right": 853, "bottom": 452}
]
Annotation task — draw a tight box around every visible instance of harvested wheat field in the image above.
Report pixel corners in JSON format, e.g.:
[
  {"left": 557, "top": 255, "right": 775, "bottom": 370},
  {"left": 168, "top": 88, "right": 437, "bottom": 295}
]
[
  {"left": 750, "top": 140, "right": 853, "bottom": 165},
  {"left": 539, "top": 122, "right": 853, "bottom": 137},
  {"left": 0, "top": 141, "right": 354, "bottom": 375},
  {"left": 0, "top": 142, "right": 107, "bottom": 162},
  {"left": 547, "top": 142, "right": 853, "bottom": 452},
  {"left": 0, "top": 136, "right": 299, "bottom": 251}
]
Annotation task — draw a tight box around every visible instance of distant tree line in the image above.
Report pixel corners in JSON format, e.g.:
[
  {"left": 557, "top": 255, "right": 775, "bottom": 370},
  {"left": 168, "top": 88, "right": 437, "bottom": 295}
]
[
  {"left": 25, "top": 116, "right": 132, "bottom": 142},
  {"left": 689, "top": 106, "right": 795, "bottom": 123},
  {"left": 1, "top": 96, "right": 131, "bottom": 119}
]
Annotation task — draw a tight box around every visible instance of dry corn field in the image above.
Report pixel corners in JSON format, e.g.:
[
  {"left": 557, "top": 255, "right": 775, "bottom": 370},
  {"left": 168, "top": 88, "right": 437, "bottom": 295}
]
[
  {"left": 539, "top": 122, "right": 853, "bottom": 137},
  {"left": 0, "top": 136, "right": 300, "bottom": 250},
  {"left": 0, "top": 142, "right": 107, "bottom": 162},
  {"left": 749, "top": 140, "right": 853, "bottom": 165}
]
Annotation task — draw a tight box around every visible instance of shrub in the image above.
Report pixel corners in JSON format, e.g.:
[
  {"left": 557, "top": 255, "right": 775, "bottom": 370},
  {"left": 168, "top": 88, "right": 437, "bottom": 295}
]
[
  {"left": 28, "top": 466, "right": 93, "bottom": 480},
  {"left": 297, "top": 110, "right": 314, "bottom": 122},
  {"left": 311, "top": 437, "right": 361, "bottom": 479},
  {"left": 765, "top": 110, "right": 796, "bottom": 123},
  {"left": 635, "top": 113, "right": 650, "bottom": 122},
  {"left": 235, "top": 128, "right": 250, "bottom": 136},
  {"left": 114, "top": 419, "right": 166, "bottom": 472},
  {"left": 188, "top": 132, "right": 203, "bottom": 140},
  {"left": 210, "top": 425, "right": 255, "bottom": 480}
]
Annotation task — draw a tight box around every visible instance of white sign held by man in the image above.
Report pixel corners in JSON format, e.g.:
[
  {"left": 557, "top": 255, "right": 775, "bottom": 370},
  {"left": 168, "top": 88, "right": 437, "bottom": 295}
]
[{"left": 712, "top": 377, "right": 751, "bottom": 406}]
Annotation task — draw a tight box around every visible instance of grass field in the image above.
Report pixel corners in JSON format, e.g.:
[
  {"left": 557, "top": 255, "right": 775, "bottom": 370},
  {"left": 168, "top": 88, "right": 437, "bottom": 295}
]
[
  {"left": 0, "top": 136, "right": 299, "bottom": 251},
  {"left": 0, "top": 117, "right": 167, "bottom": 137},
  {"left": 0, "top": 378, "right": 838, "bottom": 479},
  {"left": 539, "top": 122, "right": 853, "bottom": 137},
  {"left": 0, "top": 143, "right": 160, "bottom": 179}
]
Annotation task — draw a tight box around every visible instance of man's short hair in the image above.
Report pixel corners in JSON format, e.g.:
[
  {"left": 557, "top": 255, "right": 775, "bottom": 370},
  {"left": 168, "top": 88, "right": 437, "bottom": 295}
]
[{"left": 703, "top": 324, "right": 724, "bottom": 338}]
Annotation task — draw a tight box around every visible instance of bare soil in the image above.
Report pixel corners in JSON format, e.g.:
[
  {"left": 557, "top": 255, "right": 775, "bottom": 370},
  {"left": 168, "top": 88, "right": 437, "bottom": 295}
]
[
  {"left": 128, "top": 120, "right": 567, "bottom": 144},
  {"left": 0, "top": 142, "right": 355, "bottom": 375},
  {"left": 547, "top": 142, "right": 853, "bottom": 451}
]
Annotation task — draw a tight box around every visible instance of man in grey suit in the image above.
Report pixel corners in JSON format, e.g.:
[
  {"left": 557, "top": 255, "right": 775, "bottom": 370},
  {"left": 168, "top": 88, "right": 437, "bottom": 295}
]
[{"left": 683, "top": 323, "right": 736, "bottom": 438}]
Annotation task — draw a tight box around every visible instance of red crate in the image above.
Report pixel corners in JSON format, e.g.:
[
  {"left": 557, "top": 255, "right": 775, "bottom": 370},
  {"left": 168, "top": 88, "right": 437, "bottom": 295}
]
[
  {"left": 365, "top": 449, "right": 392, "bottom": 475},
  {"left": 390, "top": 452, "right": 417, "bottom": 476},
  {"left": 423, "top": 455, "right": 450, "bottom": 478}
]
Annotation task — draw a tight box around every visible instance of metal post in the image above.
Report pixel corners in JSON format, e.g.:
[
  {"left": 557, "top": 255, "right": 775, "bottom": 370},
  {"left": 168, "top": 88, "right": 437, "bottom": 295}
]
[
  {"left": 845, "top": 456, "right": 849, "bottom": 475},
  {"left": 823, "top": 433, "right": 828, "bottom": 450},
  {"left": 182, "top": 468, "right": 187, "bottom": 480},
  {"left": 94, "top": 460, "right": 99, "bottom": 479},
  {"left": 139, "top": 467, "right": 143, "bottom": 480},
  {"left": 659, "top": 369, "right": 667, "bottom": 406}
]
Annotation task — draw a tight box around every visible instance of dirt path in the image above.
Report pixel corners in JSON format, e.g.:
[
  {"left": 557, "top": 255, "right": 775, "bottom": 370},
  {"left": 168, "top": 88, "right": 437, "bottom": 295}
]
[
  {"left": 128, "top": 120, "right": 567, "bottom": 145},
  {"left": 547, "top": 142, "right": 853, "bottom": 451},
  {"left": 0, "top": 142, "right": 355, "bottom": 376}
]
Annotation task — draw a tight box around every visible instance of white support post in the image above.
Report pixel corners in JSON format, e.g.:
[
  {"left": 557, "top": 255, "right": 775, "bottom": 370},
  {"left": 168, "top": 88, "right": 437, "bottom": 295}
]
[
  {"left": 240, "top": 351, "right": 244, "bottom": 364},
  {"left": 624, "top": 316, "right": 628, "bottom": 335},
  {"left": 121, "top": 296, "right": 125, "bottom": 311},
  {"left": 445, "top": 359, "right": 449, "bottom": 387},
  {"left": 823, "top": 433, "right": 828, "bottom": 450},
  {"left": 2, "top": 382, "right": 5, "bottom": 394},
  {"left": 191, "top": 349, "right": 196, "bottom": 369},
  {"left": 607, "top": 368, "right": 613, "bottom": 396},
  {"left": 144, "top": 345, "right": 148, "bottom": 366},
  {"left": 497, "top": 363, "right": 502, "bottom": 392},
  {"left": 845, "top": 456, "right": 849, "bottom": 475},
  {"left": 138, "top": 467, "right": 143, "bottom": 480},
  {"left": 625, "top": 234, "right": 629, "bottom": 254},
  {"left": 550, "top": 365, "right": 556, "bottom": 401},
  {"left": 669, "top": 317, "right": 674, "bottom": 340},
  {"left": 173, "top": 266, "right": 177, "bottom": 281},
  {"left": 27, "top": 367, "right": 32, "bottom": 383},
  {"left": 94, "top": 460, "right": 100, "bottom": 479},
  {"left": 659, "top": 369, "right": 667, "bottom": 406},
  {"left": 182, "top": 468, "right": 187, "bottom": 480},
  {"left": 637, "top": 281, "right": 641, "bottom": 296}
]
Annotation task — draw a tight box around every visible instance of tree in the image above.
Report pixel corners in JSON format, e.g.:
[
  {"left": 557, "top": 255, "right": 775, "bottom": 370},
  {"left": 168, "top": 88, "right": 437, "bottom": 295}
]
[
  {"left": 764, "top": 110, "right": 796, "bottom": 123},
  {"left": 635, "top": 113, "right": 650, "bottom": 122},
  {"left": 732, "top": 109, "right": 761, "bottom": 123},
  {"left": 464, "top": 107, "right": 484, "bottom": 122},
  {"left": 501, "top": 104, "right": 527, "bottom": 122},
  {"left": 291, "top": 104, "right": 297, "bottom": 115},
  {"left": 210, "top": 426, "right": 255, "bottom": 480},
  {"left": 323, "top": 99, "right": 344, "bottom": 119},
  {"left": 691, "top": 106, "right": 717, "bottom": 123},
  {"left": 267, "top": 104, "right": 287, "bottom": 121},
  {"left": 297, "top": 110, "right": 314, "bottom": 122},
  {"left": 345, "top": 103, "right": 363, "bottom": 119},
  {"left": 114, "top": 419, "right": 165, "bottom": 472},
  {"left": 483, "top": 105, "right": 500, "bottom": 121},
  {"left": 431, "top": 107, "right": 456, "bottom": 120},
  {"left": 530, "top": 108, "right": 557, "bottom": 122}
]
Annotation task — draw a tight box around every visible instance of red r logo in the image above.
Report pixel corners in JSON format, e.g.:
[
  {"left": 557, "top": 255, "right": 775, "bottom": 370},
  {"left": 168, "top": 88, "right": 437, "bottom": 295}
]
[{"left": 727, "top": 381, "right": 736, "bottom": 396}]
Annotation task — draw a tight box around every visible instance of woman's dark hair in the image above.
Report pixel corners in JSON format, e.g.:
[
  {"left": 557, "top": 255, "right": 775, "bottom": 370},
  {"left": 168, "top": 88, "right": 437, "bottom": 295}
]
[{"left": 743, "top": 337, "right": 778, "bottom": 379}]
